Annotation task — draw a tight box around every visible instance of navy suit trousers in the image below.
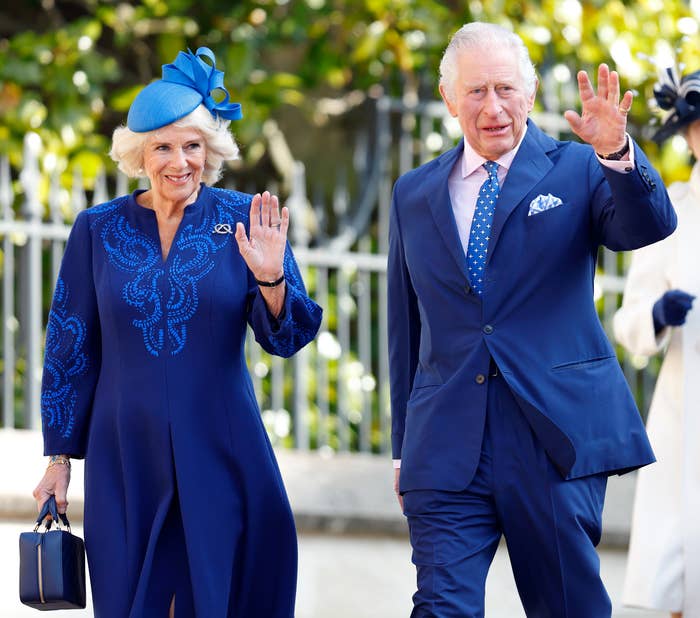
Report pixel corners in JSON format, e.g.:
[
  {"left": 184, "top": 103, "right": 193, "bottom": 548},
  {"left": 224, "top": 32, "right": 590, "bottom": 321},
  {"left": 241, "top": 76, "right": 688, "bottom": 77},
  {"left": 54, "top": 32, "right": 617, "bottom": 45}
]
[{"left": 403, "top": 370, "right": 611, "bottom": 618}]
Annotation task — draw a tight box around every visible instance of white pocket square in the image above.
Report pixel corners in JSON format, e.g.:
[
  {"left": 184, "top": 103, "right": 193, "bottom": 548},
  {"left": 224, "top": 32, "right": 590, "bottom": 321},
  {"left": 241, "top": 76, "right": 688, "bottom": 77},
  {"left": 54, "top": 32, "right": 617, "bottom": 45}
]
[{"left": 528, "top": 193, "right": 563, "bottom": 216}]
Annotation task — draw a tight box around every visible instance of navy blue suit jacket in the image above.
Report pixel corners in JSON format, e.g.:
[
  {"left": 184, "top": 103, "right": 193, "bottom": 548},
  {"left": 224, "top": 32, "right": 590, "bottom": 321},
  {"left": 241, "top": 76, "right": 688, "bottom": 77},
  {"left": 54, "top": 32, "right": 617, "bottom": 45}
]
[{"left": 388, "top": 120, "right": 677, "bottom": 493}]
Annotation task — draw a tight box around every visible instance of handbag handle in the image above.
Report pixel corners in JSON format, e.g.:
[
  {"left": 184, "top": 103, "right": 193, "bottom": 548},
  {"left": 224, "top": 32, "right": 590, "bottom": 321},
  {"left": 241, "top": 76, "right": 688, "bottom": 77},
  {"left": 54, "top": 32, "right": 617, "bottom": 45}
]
[{"left": 34, "top": 495, "right": 71, "bottom": 532}]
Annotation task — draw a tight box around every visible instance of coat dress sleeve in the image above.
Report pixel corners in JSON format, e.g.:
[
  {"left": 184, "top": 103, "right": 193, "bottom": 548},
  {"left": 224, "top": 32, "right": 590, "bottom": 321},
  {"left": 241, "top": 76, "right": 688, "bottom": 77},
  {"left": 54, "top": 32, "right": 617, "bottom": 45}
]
[
  {"left": 246, "top": 241, "right": 322, "bottom": 359},
  {"left": 41, "top": 210, "right": 101, "bottom": 458},
  {"left": 613, "top": 226, "right": 676, "bottom": 358}
]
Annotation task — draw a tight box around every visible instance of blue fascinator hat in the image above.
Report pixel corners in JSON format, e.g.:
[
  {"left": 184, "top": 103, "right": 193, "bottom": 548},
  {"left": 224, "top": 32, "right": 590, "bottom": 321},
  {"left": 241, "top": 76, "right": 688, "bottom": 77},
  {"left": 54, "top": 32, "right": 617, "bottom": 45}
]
[
  {"left": 127, "top": 47, "right": 243, "bottom": 133},
  {"left": 652, "top": 66, "right": 700, "bottom": 143}
]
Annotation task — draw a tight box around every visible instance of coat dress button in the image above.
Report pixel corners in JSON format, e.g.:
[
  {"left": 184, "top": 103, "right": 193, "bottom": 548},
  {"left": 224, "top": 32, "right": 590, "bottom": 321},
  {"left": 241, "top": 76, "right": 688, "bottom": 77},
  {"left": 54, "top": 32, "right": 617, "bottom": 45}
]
[
  {"left": 475, "top": 374, "right": 486, "bottom": 384},
  {"left": 483, "top": 324, "right": 494, "bottom": 334}
]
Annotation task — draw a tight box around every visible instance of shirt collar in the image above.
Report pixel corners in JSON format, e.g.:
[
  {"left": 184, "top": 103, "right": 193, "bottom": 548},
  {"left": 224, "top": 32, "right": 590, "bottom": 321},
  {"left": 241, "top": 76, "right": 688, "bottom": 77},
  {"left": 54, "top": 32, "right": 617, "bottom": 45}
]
[{"left": 461, "top": 125, "right": 528, "bottom": 179}]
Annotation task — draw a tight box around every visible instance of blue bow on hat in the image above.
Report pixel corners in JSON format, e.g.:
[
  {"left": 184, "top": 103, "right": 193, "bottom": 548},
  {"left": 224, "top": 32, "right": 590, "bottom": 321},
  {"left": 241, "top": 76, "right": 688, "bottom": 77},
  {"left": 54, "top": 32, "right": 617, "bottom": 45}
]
[{"left": 127, "top": 47, "right": 243, "bottom": 133}]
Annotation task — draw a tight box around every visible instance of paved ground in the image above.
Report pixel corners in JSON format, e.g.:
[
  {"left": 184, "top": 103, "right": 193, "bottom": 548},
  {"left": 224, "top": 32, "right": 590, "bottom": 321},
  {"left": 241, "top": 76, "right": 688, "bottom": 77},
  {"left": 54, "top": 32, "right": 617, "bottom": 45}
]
[
  {"left": 0, "top": 430, "right": 668, "bottom": 617},
  {"left": 0, "top": 430, "right": 639, "bottom": 545},
  {"left": 1, "top": 523, "right": 665, "bottom": 618}
]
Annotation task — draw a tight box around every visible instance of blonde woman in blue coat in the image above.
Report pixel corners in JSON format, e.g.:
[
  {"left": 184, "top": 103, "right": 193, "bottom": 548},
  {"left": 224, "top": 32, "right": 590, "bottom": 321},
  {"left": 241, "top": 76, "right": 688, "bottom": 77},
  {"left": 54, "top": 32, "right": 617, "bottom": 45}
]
[{"left": 32, "top": 47, "right": 322, "bottom": 617}]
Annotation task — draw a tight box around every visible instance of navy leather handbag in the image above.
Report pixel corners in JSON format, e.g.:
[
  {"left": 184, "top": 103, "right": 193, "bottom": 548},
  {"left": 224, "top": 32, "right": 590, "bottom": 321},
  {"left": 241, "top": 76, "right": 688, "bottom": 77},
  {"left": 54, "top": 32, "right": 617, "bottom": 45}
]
[{"left": 19, "top": 495, "right": 86, "bottom": 610}]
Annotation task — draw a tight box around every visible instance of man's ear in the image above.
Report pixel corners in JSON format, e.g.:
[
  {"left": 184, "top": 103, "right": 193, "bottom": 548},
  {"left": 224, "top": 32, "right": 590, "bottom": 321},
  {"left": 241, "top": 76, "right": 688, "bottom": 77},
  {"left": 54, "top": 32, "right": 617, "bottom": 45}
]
[
  {"left": 527, "top": 78, "right": 539, "bottom": 112},
  {"left": 439, "top": 83, "right": 458, "bottom": 117}
]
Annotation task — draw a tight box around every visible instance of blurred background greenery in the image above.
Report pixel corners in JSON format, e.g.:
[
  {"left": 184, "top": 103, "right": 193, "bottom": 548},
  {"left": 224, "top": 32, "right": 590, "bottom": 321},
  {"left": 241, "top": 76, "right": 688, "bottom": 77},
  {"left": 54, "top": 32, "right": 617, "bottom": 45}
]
[
  {"left": 2, "top": 0, "right": 700, "bottom": 188},
  {"left": 1, "top": 0, "right": 699, "bottom": 450}
]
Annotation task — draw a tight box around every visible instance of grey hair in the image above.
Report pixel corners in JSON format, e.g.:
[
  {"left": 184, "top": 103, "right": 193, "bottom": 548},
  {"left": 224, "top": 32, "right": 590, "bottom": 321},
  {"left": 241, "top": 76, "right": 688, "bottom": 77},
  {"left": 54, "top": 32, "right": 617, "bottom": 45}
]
[
  {"left": 109, "top": 105, "right": 239, "bottom": 186},
  {"left": 439, "top": 22, "right": 537, "bottom": 100}
]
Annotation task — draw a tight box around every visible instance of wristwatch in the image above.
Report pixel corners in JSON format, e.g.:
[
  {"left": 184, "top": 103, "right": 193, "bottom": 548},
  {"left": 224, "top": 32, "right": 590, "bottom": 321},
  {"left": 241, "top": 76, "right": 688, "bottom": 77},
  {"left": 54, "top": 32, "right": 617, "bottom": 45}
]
[{"left": 597, "top": 136, "right": 630, "bottom": 160}]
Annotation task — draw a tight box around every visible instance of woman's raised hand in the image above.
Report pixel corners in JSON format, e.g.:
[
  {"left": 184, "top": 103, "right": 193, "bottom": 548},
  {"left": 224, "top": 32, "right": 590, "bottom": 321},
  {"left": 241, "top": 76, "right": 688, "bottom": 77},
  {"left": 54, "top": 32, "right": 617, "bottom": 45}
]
[{"left": 235, "top": 191, "right": 289, "bottom": 283}]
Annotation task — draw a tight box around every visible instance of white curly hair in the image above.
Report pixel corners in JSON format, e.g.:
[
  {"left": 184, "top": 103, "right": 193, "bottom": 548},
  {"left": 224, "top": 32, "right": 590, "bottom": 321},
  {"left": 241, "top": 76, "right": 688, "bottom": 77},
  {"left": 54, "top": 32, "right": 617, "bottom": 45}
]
[{"left": 109, "top": 105, "right": 239, "bottom": 185}]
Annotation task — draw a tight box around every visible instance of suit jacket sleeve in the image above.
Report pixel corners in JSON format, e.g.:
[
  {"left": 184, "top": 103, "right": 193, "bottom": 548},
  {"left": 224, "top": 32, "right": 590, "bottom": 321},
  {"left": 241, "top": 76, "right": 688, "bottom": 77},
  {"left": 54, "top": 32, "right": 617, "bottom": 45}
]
[
  {"left": 593, "top": 140, "right": 677, "bottom": 251},
  {"left": 388, "top": 180, "right": 421, "bottom": 460}
]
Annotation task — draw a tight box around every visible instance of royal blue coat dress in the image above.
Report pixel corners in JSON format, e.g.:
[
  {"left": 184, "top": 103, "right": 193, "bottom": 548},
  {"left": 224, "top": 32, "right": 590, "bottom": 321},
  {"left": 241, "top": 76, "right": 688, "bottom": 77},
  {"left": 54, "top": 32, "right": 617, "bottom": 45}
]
[{"left": 40, "top": 184, "right": 322, "bottom": 617}]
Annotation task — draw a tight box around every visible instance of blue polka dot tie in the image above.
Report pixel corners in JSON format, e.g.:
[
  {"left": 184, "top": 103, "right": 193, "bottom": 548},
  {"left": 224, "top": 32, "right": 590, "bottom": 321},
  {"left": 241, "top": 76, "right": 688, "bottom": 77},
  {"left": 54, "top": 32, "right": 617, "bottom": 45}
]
[{"left": 467, "top": 161, "right": 500, "bottom": 295}]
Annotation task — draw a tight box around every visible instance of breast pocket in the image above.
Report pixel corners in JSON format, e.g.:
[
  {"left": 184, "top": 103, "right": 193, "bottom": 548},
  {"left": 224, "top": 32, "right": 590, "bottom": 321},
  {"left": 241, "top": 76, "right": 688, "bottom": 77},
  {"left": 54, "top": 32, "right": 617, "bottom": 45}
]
[{"left": 526, "top": 202, "right": 567, "bottom": 223}]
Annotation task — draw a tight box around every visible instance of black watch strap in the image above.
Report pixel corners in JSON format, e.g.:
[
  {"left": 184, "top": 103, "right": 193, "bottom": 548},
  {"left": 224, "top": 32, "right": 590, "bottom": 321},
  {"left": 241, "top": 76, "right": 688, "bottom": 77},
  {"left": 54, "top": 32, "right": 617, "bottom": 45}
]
[
  {"left": 597, "top": 136, "right": 630, "bottom": 160},
  {"left": 255, "top": 274, "right": 285, "bottom": 288}
]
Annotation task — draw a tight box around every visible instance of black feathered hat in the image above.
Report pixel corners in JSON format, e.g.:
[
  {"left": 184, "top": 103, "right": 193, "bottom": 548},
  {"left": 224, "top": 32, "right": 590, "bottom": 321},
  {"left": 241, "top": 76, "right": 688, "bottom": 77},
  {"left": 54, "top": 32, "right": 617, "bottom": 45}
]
[{"left": 652, "top": 66, "right": 700, "bottom": 143}]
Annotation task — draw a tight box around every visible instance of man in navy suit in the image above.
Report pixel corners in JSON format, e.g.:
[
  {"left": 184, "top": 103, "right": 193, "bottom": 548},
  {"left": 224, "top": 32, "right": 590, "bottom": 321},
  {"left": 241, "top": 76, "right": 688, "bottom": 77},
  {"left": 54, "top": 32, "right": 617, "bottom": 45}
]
[{"left": 388, "top": 22, "right": 676, "bottom": 617}]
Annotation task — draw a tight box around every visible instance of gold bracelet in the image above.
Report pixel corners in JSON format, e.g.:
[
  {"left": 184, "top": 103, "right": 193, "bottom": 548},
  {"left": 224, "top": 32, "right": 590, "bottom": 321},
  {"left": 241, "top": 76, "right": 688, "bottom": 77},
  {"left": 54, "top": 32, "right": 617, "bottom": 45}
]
[{"left": 47, "top": 455, "right": 71, "bottom": 470}]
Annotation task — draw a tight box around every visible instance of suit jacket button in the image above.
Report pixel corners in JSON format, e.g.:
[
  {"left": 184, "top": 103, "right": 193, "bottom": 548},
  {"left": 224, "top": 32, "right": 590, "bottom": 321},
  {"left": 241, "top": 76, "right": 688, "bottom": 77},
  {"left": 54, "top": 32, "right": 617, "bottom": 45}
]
[
  {"left": 475, "top": 374, "right": 486, "bottom": 384},
  {"left": 483, "top": 324, "right": 494, "bottom": 334}
]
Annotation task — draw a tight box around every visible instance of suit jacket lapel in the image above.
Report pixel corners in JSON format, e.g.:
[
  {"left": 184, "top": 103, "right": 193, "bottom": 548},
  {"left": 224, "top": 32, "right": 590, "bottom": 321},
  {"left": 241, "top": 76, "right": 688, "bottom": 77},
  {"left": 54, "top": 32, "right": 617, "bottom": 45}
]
[
  {"left": 487, "top": 122, "right": 555, "bottom": 264},
  {"left": 420, "top": 142, "right": 470, "bottom": 280}
]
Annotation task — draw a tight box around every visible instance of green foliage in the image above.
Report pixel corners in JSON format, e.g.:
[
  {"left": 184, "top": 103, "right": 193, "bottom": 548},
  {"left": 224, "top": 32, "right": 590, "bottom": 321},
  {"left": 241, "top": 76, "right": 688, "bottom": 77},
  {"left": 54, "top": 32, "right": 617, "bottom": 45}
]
[
  {"left": 4, "top": 0, "right": 693, "bottom": 442},
  {"left": 2, "top": 0, "right": 699, "bottom": 187}
]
